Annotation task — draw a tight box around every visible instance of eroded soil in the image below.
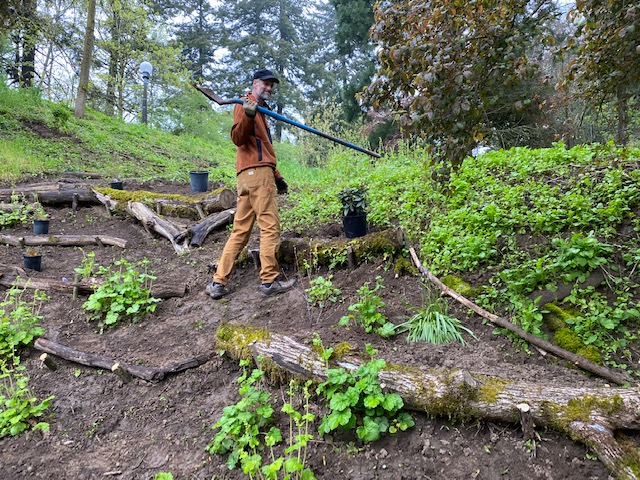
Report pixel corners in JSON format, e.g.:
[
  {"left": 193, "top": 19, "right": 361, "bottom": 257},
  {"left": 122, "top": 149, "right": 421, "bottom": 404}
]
[{"left": 0, "top": 176, "right": 616, "bottom": 480}]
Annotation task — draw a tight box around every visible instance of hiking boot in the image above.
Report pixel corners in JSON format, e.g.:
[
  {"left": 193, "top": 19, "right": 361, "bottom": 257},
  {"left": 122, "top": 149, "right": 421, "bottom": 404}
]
[
  {"left": 206, "top": 282, "right": 229, "bottom": 299},
  {"left": 260, "top": 278, "right": 297, "bottom": 297}
]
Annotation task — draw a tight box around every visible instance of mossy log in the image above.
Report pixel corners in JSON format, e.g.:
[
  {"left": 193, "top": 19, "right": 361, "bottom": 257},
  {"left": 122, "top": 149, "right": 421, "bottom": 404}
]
[
  {"left": 93, "top": 187, "right": 235, "bottom": 219},
  {"left": 277, "top": 228, "right": 406, "bottom": 269},
  {"left": 408, "top": 248, "right": 630, "bottom": 386},
  {"left": 155, "top": 189, "right": 235, "bottom": 219},
  {"left": 0, "top": 234, "right": 128, "bottom": 249},
  {"left": 216, "top": 323, "right": 640, "bottom": 480},
  {"left": 34, "top": 338, "right": 210, "bottom": 382}
]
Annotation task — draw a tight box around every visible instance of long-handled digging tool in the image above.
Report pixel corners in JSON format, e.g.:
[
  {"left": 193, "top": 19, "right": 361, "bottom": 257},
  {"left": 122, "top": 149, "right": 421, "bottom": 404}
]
[{"left": 193, "top": 84, "right": 381, "bottom": 159}]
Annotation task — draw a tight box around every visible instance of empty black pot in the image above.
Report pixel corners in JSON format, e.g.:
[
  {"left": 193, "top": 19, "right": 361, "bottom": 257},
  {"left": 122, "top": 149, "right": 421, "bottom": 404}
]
[
  {"left": 33, "top": 219, "right": 50, "bottom": 235},
  {"left": 189, "top": 171, "right": 209, "bottom": 192},
  {"left": 109, "top": 180, "right": 124, "bottom": 190}
]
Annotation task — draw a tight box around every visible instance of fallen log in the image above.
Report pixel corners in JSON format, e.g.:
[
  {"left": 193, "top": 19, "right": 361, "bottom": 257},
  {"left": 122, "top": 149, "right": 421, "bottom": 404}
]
[
  {"left": 93, "top": 187, "right": 235, "bottom": 220},
  {"left": 126, "top": 201, "right": 188, "bottom": 254},
  {"left": 0, "top": 189, "right": 100, "bottom": 205},
  {"left": 0, "top": 270, "right": 186, "bottom": 299},
  {"left": 155, "top": 188, "right": 235, "bottom": 219},
  {"left": 277, "top": 228, "right": 406, "bottom": 269},
  {"left": 182, "top": 209, "right": 235, "bottom": 246},
  {"left": 0, "top": 234, "right": 128, "bottom": 249},
  {"left": 407, "top": 247, "right": 630, "bottom": 386},
  {"left": 216, "top": 323, "right": 640, "bottom": 480},
  {"left": 34, "top": 338, "right": 211, "bottom": 382}
]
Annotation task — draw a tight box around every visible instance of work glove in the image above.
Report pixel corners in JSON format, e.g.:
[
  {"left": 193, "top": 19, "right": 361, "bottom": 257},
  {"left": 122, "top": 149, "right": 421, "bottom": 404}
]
[
  {"left": 276, "top": 178, "right": 289, "bottom": 195},
  {"left": 243, "top": 99, "right": 257, "bottom": 118}
]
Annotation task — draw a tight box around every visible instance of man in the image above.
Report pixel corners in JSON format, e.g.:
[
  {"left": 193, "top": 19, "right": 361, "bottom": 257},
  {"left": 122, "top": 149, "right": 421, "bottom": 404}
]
[{"left": 206, "top": 69, "right": 297, "bottom": 299}]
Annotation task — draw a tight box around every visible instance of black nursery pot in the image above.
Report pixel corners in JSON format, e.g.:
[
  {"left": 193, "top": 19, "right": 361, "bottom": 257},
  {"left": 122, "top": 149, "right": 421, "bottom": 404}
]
[
  {"left": 23, "top": 253, "right": 42, "bottom": 271},
  {"left": 189, "top": 171, "right": 209, "bottom": 192},
  {"left": 343, "top": 214, "right": 367, "bottom": 239},
  {"left": 33, "top": 219, "right": 50, "bottom": 235},
  {"left": 109, "top": 180, "right": 124, "bottom": 190}
]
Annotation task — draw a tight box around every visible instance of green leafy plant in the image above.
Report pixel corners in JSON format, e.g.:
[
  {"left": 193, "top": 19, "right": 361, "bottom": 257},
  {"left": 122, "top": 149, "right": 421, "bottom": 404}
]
[
  {"left": 0, "top": 362, "right": 54, "bottom": 437},
  {"left": 30, "top": 200, "right": 48, "bottom": 220},
  {"left": 316, "top": 344, "right": 414, "bottom": 443},
  {"left": 395, "top": 282, "right": 476, "bottom": 345},
  {"left": 0, "top": 286, "right": 47, "bottom": 360},
  {"left": 74, "top": 250, "right": 96, "bottom": 280},
  {"left": 337, "top": 185, "right": 368, "bottom": 217},
  {"left": 82, "top": 258, "right": 161, "bottom": 330},
  {"left": 339, "top": 276, "right": 395, "bottom": 338},
  {"left": 0, "top": 195, "right": 32, "bottom": 228},
  {"left": 207, "top": 360, "right": 316, "bottom": 479},
  {"left": 305, "top": 276, "right": 342, "bottom": 308},
  {"left": 0, "top": 286, "right": 53, "bottom": 438}
]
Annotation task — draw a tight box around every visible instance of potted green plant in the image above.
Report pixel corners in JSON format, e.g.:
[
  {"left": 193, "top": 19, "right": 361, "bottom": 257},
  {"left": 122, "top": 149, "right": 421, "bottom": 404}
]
[
  {"left": 31, "top": 202, "right": 50, "bottom": 234},
  {"left": 338, "top": 185, "right": 368, "bottom": 238}
]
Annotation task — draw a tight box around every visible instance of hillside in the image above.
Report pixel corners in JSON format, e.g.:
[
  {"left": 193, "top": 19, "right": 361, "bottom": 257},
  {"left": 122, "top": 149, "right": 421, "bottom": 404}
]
[{"left": 0, "top": 87, "right": 639, "bottom": 479}]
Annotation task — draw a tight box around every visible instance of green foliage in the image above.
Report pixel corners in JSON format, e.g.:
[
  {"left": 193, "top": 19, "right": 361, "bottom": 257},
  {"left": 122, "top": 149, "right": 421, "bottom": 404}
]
[
  {"left": 316, "top": 344, "right": 414, "bottom": 442},
  {"left": 82, "top": 258, "right": 161, "bottom": 331},
  {"left": 207, "top": 361, "right": 316, "bottom": 479},
  {"left": 0, "top": 286, "right": 53, "bottom": 438},
  {"left": 305, "top": 276, "right": 342, "bottom": 308},
  {"left": 367, "top": 0, "right": 556, "bottom": 171},
  {"left": 339, "top": 276, "right": 395, "bottom": 338},
  {"left": 337, "top": 185, "right": 368, "bottom": 217},
  {"left": 153, "top": 473, "right": 173, "bottom": 480},
  {"left": 395, "top": 282, "right": 476, "bottom": 345},
  {"left": 0, "top": 286, "right": 47, "bottom": 360},
  {"left": 0, "top": 362, "right": 54, "bottom": 437},
  {"left": 551, "top": 233, "right": 613, "bottom": 284},
  {"left": 0, "top": 195, "right": 34, "bottom": 228}
]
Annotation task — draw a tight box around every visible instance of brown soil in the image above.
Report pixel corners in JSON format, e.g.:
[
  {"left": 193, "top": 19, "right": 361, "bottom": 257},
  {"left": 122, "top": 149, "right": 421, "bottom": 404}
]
[{"left": 0, "top": 177, "right": 615, "bottom": 480}]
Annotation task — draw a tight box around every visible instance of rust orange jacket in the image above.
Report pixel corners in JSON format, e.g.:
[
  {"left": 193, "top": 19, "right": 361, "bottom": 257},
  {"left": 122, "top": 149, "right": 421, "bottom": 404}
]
[{"left": 230, "top": 93, "right": 283, "bottom": 181}]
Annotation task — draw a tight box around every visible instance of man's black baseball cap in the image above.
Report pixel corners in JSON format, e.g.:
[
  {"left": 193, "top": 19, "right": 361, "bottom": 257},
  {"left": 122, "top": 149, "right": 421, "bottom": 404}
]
[{"left": 253, "top": 69, "right": 280, "bottom": 84}]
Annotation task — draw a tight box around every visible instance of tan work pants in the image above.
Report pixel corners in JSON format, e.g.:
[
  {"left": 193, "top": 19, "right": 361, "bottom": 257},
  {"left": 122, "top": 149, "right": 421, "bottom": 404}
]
[{"left": 213, "top": 167, "right": 280, "bottom": 285}]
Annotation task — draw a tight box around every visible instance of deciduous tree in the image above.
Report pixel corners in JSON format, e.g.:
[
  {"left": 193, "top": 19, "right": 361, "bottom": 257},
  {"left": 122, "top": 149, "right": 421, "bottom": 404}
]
[
  {"left": 366, "top": 0, "right": 557, "bottom": 174},
  {"left": 560, "top": 1, "right": 640, "bottom": 146}
]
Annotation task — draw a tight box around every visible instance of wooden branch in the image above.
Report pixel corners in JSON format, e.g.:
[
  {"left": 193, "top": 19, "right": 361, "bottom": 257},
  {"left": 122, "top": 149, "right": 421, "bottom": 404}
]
[
  {"left": 408, "top": 247, "right": 630, "bottom": 386},
  {"left": 34, "top": 338, "right": 211, "bottom": 382},
  {"left": 184, "top": 209, "right": 235, "bottom": 246},
  {"left": 0, "top": 270, "right": 187, "bottom": 299},
  {"left": 126, "top": 201, "right": 188, "bottom": 254},
  {"left": 39, "top": 353, "right": 58, "bottom": 371},
  {"left": 0, "top": 234, "right": 128, "bottom": 249},
  {"left": 216, "top": 324, "right": 640, "bottom": 480}
]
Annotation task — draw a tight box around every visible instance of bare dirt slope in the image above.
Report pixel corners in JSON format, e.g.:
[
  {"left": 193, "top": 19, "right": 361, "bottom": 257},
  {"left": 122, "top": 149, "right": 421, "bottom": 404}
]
[{"left": 0, "top": 177, "right": 616, "bottom": 480}]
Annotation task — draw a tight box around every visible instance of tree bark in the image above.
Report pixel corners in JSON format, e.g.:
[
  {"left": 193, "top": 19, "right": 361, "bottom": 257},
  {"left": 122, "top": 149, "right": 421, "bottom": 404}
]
[
  {"left": 74, "top": 0, "right": 96, "bottom": 119},
  {"left": 34, "top": 338, "right": 210, "bottom": 382},
  {"left": 216, "top": 324, "right": 640, "bottom": 480},
  {"left": 0, "top": 234, "right": 128, "bottom": 249},
  {"left": 0, "top": 189, "right": 100, "bottom": 205},
  {"left": 183, "top": 208, "right": 235, "bottom": 246},
  {"left": 408, "top": 248, "right": 630, "bottom": 386},
  {"left": 126, "top": 201, "right": 188, "bottom": 254}
]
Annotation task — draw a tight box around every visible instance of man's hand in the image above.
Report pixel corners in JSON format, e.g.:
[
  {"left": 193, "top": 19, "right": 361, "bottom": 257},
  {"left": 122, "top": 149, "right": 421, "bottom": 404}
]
[
  {"left": 276, "top": 178, "right": 289, "bottom": 195},
  {"left": 243, "top": 99, "right": 257, "bottom": 118}
]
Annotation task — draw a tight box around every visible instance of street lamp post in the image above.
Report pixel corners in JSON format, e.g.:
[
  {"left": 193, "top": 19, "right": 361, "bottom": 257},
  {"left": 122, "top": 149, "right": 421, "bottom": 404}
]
[{"left": 139, "top": 61, "right": 153, "bottom": 124}]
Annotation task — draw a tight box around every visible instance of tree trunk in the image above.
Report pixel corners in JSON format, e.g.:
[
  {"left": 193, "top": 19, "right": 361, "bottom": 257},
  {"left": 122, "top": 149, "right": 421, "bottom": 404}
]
[
  {"left": 215, "top": 323, "right": 640, "bottom": 480},
  {"left": 126, "top": 201, "right": 188, "bottom": 254},
  {"left": 74, "top": 0, "right": 96, "bottom": 119},
  {"left": 616, "top": 86, "right": 629, "bottom": 146}
]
